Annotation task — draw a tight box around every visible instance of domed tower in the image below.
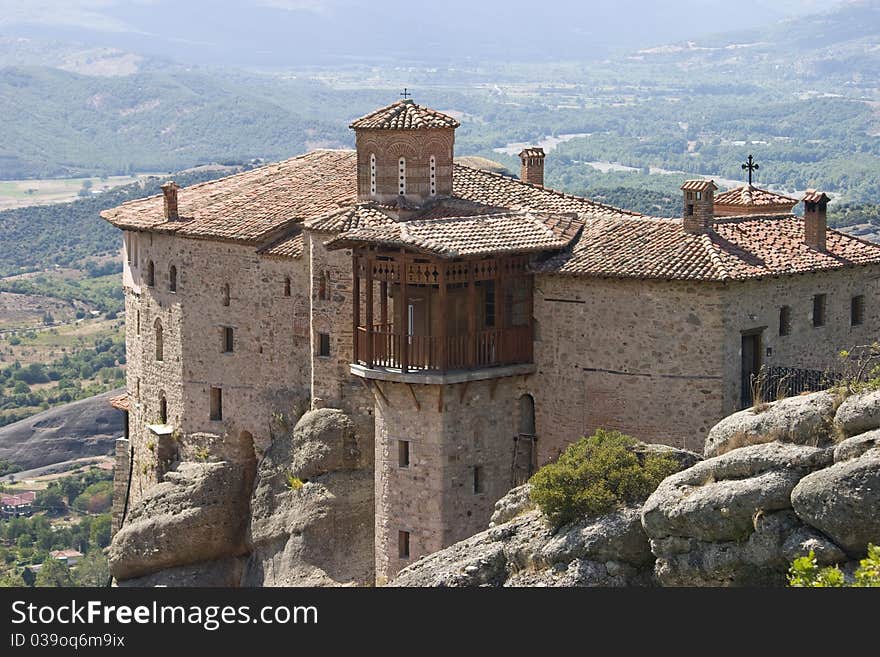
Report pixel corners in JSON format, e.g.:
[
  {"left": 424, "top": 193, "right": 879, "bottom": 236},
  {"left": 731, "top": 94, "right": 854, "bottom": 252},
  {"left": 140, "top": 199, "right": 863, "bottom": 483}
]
[{"left": 350, "top": 98, "right": 460, "bottom": 206}]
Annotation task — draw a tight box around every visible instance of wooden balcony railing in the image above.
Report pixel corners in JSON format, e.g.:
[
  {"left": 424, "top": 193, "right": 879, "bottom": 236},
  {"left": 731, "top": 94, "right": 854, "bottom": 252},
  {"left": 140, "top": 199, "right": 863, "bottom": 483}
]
[{"left": 355, "top": 324, "right": 533, "bottom": 373}]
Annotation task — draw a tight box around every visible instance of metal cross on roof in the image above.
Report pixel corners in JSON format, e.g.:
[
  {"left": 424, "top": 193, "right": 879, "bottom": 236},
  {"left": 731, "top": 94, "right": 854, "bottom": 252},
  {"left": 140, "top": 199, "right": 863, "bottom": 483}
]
[
  {"left": 741, "top": 154, "right": 759, "bottom": 185},
  {"left": 400, "top": 88, "right": 411, "bottom": 100}
]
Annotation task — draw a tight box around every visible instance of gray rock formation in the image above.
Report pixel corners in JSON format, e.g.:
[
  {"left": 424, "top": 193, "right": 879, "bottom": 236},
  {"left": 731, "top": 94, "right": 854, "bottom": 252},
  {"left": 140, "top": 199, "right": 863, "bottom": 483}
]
[
  {"left": 489, "top": 483, "right": 533, "bottom": 527},
  {"left": 834, "top": 389, "right": 880, "bottom": 437},
  {"left": 108, "top": 461, "right": 250, "bottom": 581},
  {"left": 703, "top": 391, "right": 836, "bottom": 458},
  {"left": 115, "top": 558, "right": 246, "bottom": 587},
  {"left": 833, "top": 430, "right": 880, "bottom": 463},
  {"left": 0, "top": 388, "right": 124, "bottom": 469},
  {"left": 791, "top": 447, "right": 880, "bottom": 556},
  {"left": 242, "top": 408, "right": 374, "bottom": 587}
]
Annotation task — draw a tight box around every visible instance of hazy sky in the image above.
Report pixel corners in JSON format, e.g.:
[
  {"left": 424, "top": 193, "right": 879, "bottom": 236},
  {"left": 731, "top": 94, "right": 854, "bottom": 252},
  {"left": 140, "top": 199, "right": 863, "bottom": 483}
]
[{"left": 0, "top": 0, "right": 855, "bottom": 67}]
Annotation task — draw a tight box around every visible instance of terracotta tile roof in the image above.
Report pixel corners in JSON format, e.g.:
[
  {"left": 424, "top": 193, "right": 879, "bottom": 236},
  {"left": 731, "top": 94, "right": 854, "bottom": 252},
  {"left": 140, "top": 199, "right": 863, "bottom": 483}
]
[
  {"left": 100, "top": 150, "right": 357, "bottom": 242},
  {"left": 349, "top": 100, "right": 460, "bottom": 130},
  {"left": 715, "top": 185, "right": 798, "bottom": 209},
  {"left": 1, "top": 492, "right": 36, "bottom": 506},
  {"left": 519, "top": 147, "right": 545, "bottom": 158},
  {"left": 537, "top": 214, "right": 880, "bottom": 281},
  {"left": 327, "top": 211, "right": 583, "bottom": 259},
  {"left": 803, "top": 190, "right": 831, "bottom": 204},
  {"left": 257, "top": 230, "right": 304, "bottom": 259},
  {"left": 301, "top": 205, "right": 395, "bottom": 233},
  {"left": 681, "top": 179, "right": 718, "bottom": 192},
  {"left": 109, "top": 392, "right": 130, "bottom": 412}
]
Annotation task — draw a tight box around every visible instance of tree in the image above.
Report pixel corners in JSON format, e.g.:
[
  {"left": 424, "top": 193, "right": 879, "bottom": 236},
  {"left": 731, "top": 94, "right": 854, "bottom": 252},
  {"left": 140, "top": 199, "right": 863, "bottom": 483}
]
[
  {"left": 35, "top": 557, "right": 72, "bottom": 587},
  {"left": 73, "top": 551, "right": 109, "bottom": 587},
  {"left": 89, "top": 514, "right": 111, "bottom": 549},
  {"left": 35, "top": 487, "right": 65, "bottom": 514}
]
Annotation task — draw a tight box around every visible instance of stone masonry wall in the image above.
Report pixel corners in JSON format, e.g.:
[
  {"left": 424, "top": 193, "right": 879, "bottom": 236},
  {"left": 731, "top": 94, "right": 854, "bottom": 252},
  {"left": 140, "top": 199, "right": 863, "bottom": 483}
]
[
  {"left": 719, "top": 265, "right": 880, "bottom": 413},
  {"left": 373, "top": 376, "right": 533, "bottom": 582}
]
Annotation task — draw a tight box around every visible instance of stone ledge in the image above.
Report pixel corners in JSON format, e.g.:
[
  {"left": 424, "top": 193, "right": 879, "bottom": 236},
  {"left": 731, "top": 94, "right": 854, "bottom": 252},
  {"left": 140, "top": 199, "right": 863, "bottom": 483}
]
[{"left": 350, "top": 362, "right": 536, "bottom": 385}]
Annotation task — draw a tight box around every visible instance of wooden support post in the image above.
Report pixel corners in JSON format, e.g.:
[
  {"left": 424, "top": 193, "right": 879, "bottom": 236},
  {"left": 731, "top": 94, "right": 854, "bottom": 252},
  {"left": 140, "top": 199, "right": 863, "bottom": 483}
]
[
  {"left": 380, "top": 281, "right": 388, "bottom": 330},
  {"left": 438, "top": 261, "right": 447, "bottom": 373},
  {"left": 400, "top": 250, "right": 409, "bottom": 373},
  {"left": 489, "top": 377, "right": 500, "bottom": 400},
  {"left": 437, "top": 385, "right": 444, "bottom": 412},
  {"left": 352, "top": 254, "right": 360, "bottom": 364},
  {"left": 406, "top": 383, "right": 421, "bottom": 411},
  {"left": 372, "top": 380, "right": 390, "bottom": 406},
  {"left": 458, "top": 380, "right": 470, "bottom": 404},
  {"left": 467, "top": 260, "right": 477, "bottom": 367},
  {"left": 365, "top": 255, "right": 374, "bottom": 367}
]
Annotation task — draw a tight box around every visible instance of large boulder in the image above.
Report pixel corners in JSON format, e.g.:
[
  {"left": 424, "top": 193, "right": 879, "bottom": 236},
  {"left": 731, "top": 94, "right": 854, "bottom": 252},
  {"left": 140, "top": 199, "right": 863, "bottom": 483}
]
[
  {"left": 703, "top": 391, "right": 836, "bottom": 458},
  {"left": 834, "top": 390, "right": 880, "bottom": 437},
  {"left": 642, "top": 442, "right": 832, "bottom": 543},
  {"left": 489, "top": 484, "right": 533, "bottom": 527},
  {"left": 392, "top": 508, "right": 654, "bottom": 588},
  {"left": 108, "top": 461, "right": 250, "bottom": 581},
  {"left": 791, "top": 448, "right": 880, "bottom": 556},
  {"left": 115, "top": 557, "right": 246, "bottom": 588},
  {"left": 243, "top": 408, "right": 374, "bottom": 587},
  {"left": 833, "top": 430, "right": 880, "bottom": 463}
]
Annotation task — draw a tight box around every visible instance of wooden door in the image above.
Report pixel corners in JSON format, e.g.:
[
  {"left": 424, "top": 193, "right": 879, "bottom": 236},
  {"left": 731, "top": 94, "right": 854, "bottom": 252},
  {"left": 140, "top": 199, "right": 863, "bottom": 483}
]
[{"left": 741, "top": 332, "right": 762, "bottom": 408}]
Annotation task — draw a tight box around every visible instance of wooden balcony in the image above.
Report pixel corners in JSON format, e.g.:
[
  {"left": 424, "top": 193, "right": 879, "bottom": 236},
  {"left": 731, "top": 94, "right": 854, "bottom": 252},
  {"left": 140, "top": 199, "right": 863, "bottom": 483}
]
[{"left": 355, "top": 323, "right": 533, "bottom": 373}]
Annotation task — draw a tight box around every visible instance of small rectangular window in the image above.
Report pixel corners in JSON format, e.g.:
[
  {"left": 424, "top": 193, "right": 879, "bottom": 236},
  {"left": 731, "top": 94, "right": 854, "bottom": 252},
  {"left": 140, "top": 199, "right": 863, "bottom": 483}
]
[
  {"left": 813, "top": 294, "right": 826, "bottom": 327},
  {"left": 398, "top": 530, "right": 410, "bottom": 559},
  {"left": 686, "top": 204, "right": 695, "bottom": 216},
  {"left": 210, "top": 387, "right": 223, "bottom": 421},
  {"left": 473, "top": 466, "right": 485, "bottom": 494},
  {"left": 398, "top": 440, "right": 410, "bottom": 468},
  {"left": 223, "top": 327, "right": 234, "bottom": 353},
  {"left": 318, "top": 332, "right": 330, "bottom": 357},
  {"left": 851, "top": 295, "right": 865, "bottom": 326},
  {"left": 779, "top": 306, "right": 791, "bottom": 336}
]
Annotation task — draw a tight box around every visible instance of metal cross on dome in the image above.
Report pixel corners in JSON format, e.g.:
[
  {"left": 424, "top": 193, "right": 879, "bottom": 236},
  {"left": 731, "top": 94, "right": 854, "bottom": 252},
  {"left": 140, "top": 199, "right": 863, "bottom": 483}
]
[
  {"left": 742, "top": 154, "right": 759, "bottom": 185},
  {"left": 400, "top": 88, "right": 412, "bottom": 100}
]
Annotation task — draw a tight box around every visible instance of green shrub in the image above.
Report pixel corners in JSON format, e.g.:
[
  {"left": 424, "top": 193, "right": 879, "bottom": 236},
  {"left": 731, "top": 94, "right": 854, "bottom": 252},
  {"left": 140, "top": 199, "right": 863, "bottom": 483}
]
[
  {"left": 788, "top": 544, "right": 880, "bottom": 587},
  {"left": 529, "top": 429, "right": 680, "bottom": 527},
  {"left": 286, "top": 472, "right": 304, "bottom": 490}
]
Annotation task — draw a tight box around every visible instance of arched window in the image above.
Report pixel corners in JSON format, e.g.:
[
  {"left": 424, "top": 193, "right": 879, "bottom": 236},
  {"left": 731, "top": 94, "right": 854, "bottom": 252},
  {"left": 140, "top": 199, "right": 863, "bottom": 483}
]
[
  {"left": 518, "top": 394, "right": 536, "bottom": 436},
  {"left": 430, "top": 155, "right": 437, "bottom": 196},
  {"left": 222, "top": 283, "right": 230, "bottom": 307},
  {"left": 169, "top": 265, "right": 177, "bottom": 292},
  {"left": 370, "top": 153, "right": 377, "bottom": 195},
  {"left": 398, "top": 157, "right": 406, "bottom": 195},
  {"left": 158, "top": 392, "right": 167, "bottom": 424},
  {"left": 284, "top": 276, "right": 291, "bottom": 297},
  {"left": 155, "top": 319, "right": 164, "bottom": 361},
  {"left": 146, "top": 260, "right": 155, "bottom": 287}
]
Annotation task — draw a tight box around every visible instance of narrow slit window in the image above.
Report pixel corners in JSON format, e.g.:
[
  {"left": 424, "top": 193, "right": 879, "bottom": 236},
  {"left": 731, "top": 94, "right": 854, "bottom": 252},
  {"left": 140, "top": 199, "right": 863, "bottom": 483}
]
[
  {"left": 146, "top": 260, "right": 155, "bottom": 287},
  {"left": 223, "top": 327, "right": 234, "bottom": 353},
  {"left": 318, "top": 332, "right": 330, "bottom": 357},
  {"left": 154, "top": 319, "right": 163, "bottom": 361},
  {"left": 813, "top": 294, "right": 826, "bottom": 327},
  {"left": 851, "top": 295, "right": 865, "bottom": 326},
  {"left": 222, "top": 283, "right": 230, "bottom": 307},
  {"left": 473, "top": 465, "right": 484, "bottom": 494},
  {"left": 284, "top": 277, "right": 291, "bottom": 297},
  {"left": 398, "top": 440, "right": 410, "bottom": 468},
  {"left": 159, "top": 394, "right": 167, "bottom": 424},
  {"left": 779, "top": 305, "right": 791, "bottom": 336},
  {"left": 398, "top": 530, "right": 410, "bottom": 559},
  {"left": 169, "top": 265, "right": 177, "bottom": 292},
  {"left": 210, "top": 387, "right": 223, "bottom": 421}
]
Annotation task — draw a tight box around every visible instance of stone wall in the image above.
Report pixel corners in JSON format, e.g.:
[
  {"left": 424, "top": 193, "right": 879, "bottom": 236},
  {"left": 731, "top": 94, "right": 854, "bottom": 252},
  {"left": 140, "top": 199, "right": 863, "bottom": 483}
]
[
  {"left": 531, "top": 275, "right": 727, "bottom": 457},
  {"left": 372, "top": 376, "right": 532, "bottom": 581}
]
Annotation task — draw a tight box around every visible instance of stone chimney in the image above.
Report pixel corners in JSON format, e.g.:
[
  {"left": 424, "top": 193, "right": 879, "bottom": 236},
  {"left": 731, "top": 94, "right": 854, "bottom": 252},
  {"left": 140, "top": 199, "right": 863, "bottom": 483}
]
[
  {"left": 161, "top": 181, "right": 180, "bottom": 220},
  {"left": 681, "top": 180, "right": 718, "bottom": 233},
  {"left": 519, "top": 148, "right": 545, "bottom": 187},
  {"left": 803, "top": 189, "right": 830, "bottom": 251}
]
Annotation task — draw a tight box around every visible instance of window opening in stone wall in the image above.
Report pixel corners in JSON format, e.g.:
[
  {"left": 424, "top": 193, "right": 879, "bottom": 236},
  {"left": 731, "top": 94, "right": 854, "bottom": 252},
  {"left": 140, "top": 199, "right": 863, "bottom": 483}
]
[
  {"left": 210, "top": 387, "right": 223, "bottom": 421},
  {"left": 398, "top": 440, "right": 410, "bottom": 468},
  {"left": 398, "top": 157, "right": 406, "bottom": 195},
  {"left": 398, "top": 530, "right": 410, "bottom": 559},
  {"left": 222, "top": 283, "right": 230, "bottom": 307},
  {"left": 686, "top": 204, "right": 694, "bottom": 216},
  {"left": 169, "top": 265, "right": 177, "bottom": 292},
  {"left": 484, "top": 280, "right": 496, "bottom": 328},
  {"left": 284, "top": 277, "right": 291, "bottom": 297},
  {"left": 146, "top": 260, "right": 155, "bottom": 287},
  {"left": 370, "top": 153, "right": 377, "bottom": 195},
  {"left": 813, "top": 294, "right": 826, "bottom": 327},
  {"left": 136, "top": 310, "right": 140, "bottom": 336},
  {"left": 473, "top": 466, "right": 485, "bottom": 494},
  {"left": 430, "top": 155, "right": 436, "bottom": 196},
  {"left": 159, "top": 393, "right": 167, "bottom": 424},
  {"left": 851, "top": 295, "right": 865, "bottom": 326},
  {"left": 779, "top": 306, "right": 791, "bottom": 336},
  {"left": 223, "top": 327, "right": 234, "bottom": 353},
  {"left": 318, "top": 332, "right": 330, "bottom": 357},
  {"left": 154, "top": 319, "right": 163, "bottom": 361}
]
